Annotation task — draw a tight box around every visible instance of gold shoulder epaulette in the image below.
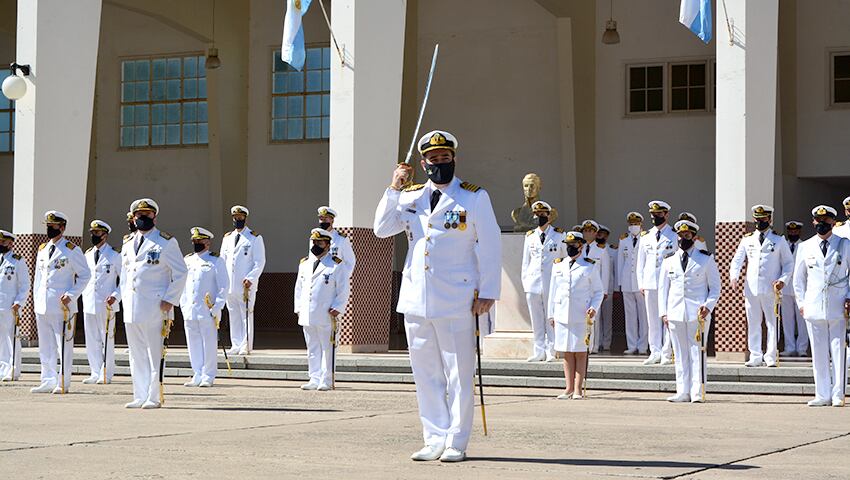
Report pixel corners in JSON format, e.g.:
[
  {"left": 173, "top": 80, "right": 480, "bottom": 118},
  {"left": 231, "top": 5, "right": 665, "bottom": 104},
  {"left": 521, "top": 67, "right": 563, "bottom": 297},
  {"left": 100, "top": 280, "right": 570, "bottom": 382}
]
[
  {"left": 554, "top": 227, "right": 564, "bottom": 233},
  {"left": 610, "top": 244, "right": 618, "bottom": 250},
  {"left": 403, "top": 183, "right": 426, "bottom": 192},
  {"left": 460, "top": 181, "right": 481, "bottom": 192},
  {"left": 619, "top": 233, "right": 628, "bottom": 240},
  {"left": 337, "top": 231, "right": 348, "bottom": 238},
  {"left": 584, "top": 257, "right": 596, "bottom": 264},
  {"left": 554, "top": 257, "right": 564, "bottom": 264},
  {"left": 224, "top": 231, "right": 233, "bottom": 237},
  {"left": 640, "top": 231, "right": 648, "bottom": 237},
  {"left": 526, "top": 230, "right": 534, "bottom": 236},
  {"left": 38, "top": 242, "right": 47, "bottom": 251},
  {"left": 744, "top": 232, "right": 754, "bottom": 237},
  {"left": 333, "top": 256, "right": 342, "bottom": 264},
  {"left": 12, "top": 253, "right": 21, "bottom": 260},
  {"left": 184, "top": 252, "right": 192, "bottom": 258},
  {"left": 696, "top": 235, "right": 705, "bottom": 241},
  {"left": 86, "top": 247, "right": 94, "bottom": 254},
  {"left": 123, "top": 234, "right": 133, "bottom": 243},
  {"left": 159, "top": 231, "right": 173, "bottom": 240},
  {"left": 699, "top": 249, "right": 712, "bottom": 256},
  {"left": 209, "top": 251, "right": 219, "bottom": 257},
  {"left": 250, "top": 229, "right": 260, "bottom": 237},
  {"left": 300, "top": 256, "right": 308, "bottom": 264},
  {"left": 836, "top": 221, "right": 844, "bottom": 227},
  {"left": 65, "top": 241, "right": 76, "bottom": 249},
  {"left": 112, "top": 246, "right": 121, "bottom": 253}
]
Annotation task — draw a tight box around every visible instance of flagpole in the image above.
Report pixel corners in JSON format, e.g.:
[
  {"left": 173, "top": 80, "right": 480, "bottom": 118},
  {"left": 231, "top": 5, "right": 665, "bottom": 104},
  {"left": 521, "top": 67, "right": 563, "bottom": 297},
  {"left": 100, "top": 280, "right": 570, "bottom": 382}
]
[{"left": 317, "top": 0, "right": 345, "bottom": 66}]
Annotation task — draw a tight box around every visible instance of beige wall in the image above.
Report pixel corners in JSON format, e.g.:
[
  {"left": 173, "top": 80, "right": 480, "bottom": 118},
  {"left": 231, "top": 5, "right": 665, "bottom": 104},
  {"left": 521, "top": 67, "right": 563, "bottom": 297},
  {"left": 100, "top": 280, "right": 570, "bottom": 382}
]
[{"left": 0, "top": 0, "right": 15, "bottom": 229}]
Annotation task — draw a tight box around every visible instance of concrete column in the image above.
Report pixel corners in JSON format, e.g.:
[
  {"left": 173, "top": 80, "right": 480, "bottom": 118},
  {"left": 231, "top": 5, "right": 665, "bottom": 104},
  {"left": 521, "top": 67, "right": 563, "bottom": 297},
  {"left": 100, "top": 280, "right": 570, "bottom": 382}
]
[
  {"left": 329, "top": 0, "right": 406, "bottom": 352},
  {"left": 11, "top": 0, "right": 101, "bottom": 342},
  {"left": 714, "top": 0, "right": 779, "bottom": 361}
]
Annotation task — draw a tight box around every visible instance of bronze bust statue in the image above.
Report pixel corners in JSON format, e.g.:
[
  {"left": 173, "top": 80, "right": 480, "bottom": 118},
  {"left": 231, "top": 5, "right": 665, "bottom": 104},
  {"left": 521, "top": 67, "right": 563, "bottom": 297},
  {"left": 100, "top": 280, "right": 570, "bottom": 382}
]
[{"left": 511, "top": 173, "right": 557, "bottom": 232}]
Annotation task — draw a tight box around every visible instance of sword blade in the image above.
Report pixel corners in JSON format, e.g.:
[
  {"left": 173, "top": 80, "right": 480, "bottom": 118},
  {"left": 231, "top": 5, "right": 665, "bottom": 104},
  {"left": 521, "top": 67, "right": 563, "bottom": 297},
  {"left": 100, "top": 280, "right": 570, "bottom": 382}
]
[{"left": 403, "top": 44, "right": 439, "bottom": 165}]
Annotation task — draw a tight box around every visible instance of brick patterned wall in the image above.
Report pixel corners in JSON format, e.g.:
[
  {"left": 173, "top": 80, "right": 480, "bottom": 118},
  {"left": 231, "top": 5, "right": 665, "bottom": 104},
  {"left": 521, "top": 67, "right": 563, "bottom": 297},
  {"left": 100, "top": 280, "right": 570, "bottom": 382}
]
[{"left": 713, "top": 222, "right": 749, "bottom": 353}]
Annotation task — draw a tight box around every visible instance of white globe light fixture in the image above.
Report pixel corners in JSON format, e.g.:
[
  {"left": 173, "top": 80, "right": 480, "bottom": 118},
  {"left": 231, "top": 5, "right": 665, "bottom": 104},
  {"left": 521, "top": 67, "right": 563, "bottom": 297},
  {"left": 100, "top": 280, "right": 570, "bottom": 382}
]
[{"left": 2, "top": 63, "right": 31, "bottom": 101}]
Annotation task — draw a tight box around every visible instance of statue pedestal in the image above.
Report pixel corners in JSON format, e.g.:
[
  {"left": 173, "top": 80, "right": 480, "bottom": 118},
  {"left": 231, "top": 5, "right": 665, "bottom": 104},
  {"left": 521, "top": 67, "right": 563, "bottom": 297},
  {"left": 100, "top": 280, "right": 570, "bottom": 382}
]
[{"left": 483, "top": 233, "right": 534, "bottom": 358}]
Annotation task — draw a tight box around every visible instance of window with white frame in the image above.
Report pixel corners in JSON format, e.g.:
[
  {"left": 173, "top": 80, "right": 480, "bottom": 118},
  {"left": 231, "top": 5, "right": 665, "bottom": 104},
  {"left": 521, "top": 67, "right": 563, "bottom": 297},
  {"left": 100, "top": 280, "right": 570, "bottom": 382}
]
[
  {"left": 832, "top": 52, "right": 850, "bottom": 105},
  {"left": 670, "top": 61, "right": 707, "bottom": 112},
  {"left": 628, "top": 65, "right": 664, "bottom": 114},
  {"left": 271, "top": 46, "right": 330, "bottom": 142},
  {"left": 627, "top": 59, "right": 715, "bottom": 116},
  {"left": 0, "top": 71, "right": 13, "bottom": 153},
  {"left": 120, "top": 54, "right": 208, "bottom": 148}
]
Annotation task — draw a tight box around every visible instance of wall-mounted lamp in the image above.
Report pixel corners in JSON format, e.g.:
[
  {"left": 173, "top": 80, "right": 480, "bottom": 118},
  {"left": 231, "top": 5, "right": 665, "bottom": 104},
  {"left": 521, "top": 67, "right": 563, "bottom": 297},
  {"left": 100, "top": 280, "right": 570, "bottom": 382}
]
[
  {"left": 2, "top": 63, "right": 31, "bottom": 100},
  {"left": 601, "top": 0, "right": 621, "bottom": 45}
]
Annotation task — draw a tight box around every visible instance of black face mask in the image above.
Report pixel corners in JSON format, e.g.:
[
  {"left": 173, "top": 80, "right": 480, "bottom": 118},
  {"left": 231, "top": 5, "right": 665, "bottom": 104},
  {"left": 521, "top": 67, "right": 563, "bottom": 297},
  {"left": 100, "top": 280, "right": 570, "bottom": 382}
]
[
  {"left": 787, "top": 234, "right": 800, "bottom": 242},
  {"left": 128, "top": 221, "right": 137, "bottom": 233},
  {"left": 135, "top": 216, "right": 155, "bottom": 232},
  {"left": 91, "top": 235, "right": 103, "bottom": 247},
  {"left": 679, "top": 237, "right": 694, "bottom": 251},
  {"left": 652, "top": 215, "right": 665, "bottom": 227},
  {"left": 311, "top": 245, "right": 326, "bottom": 257},
  {"left": 596, "top": 237, "right": 607, "bottom": 246},
  {"left": 567, "top": 245, "right": 581, "bottom": 258},
  {"left": 233, "top": 219, "right": 246, "bottom": 229},
  {"left": 816, "top": 221, "right": 832, "bottom": 235},
  {"left": 0, "top": 246, "right": 9, "bottom": 254},
  {"left": 46, "top": 226, "right": 62, "bottom": 239},
  {"left": 537, "top": 216, "right": 548, "bottom": 227},
  {"left": 193, "top": 242, "right": 206, "bottom": 253},
  {"left": 756, "top": 220, "right": 770, "bottom": 231},
  {"left": 424, "top": 160, "right": 455, "bottom": 185},
  {"left": 319, "top": 222, "right": 331, "bottom": 230}
]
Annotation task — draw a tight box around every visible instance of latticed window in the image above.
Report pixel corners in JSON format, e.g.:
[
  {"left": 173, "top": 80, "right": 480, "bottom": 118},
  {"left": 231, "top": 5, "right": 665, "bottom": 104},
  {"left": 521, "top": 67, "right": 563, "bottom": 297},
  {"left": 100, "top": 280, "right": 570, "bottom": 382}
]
[{"left": 271, "top": 46, "right": 330, "bottom": 142}]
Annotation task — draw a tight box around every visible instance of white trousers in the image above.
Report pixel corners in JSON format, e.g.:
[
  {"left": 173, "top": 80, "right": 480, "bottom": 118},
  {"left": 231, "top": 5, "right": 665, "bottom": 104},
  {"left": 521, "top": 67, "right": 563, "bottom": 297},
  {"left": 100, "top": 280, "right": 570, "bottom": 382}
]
[
  {"left": 780, "top": 295, "right": 808, "bottom": 354},
  {"left": 36, "top": 313, "right": 74, "bottom": 391},
  {"left": 126, "top": 319, "right": 165, "bottom": 404},
  {"left": 645, "top": 290, "right": 672, "bottom": 359},
  {"left": 807, "top": 318, "right": 846, "bottom": 402},
  {"left": 0, "top": 310, "right": 21, "bottom": 380},
  {"left": 745, "top": 292, "right": 779, "bottom": 363},
  {"left": 84, "top": 310, "right": 116, "bottom": 382},
  {"left": 622, "top": 291, "right": 647, "bottom": 352},
  {"left": 597, "top": 294, "right": 613, "bottom": 350},
  {"left": 525, "top": 293, "right": 554, "bottom": 357},
  {"left": 405, "top": 314, "right": 476, "bottom": 452},
  {"left": 668, "top": 318, "right": 710, "bottom": 400},
  {"left": 303, "top": 324, "right": 334, "bottom": 387},
  {"left": 226, "top": 291, "right": 256, "bottom": 351},
  {"left": 184, "top": 319, "right": 218, "bottom": 382}
]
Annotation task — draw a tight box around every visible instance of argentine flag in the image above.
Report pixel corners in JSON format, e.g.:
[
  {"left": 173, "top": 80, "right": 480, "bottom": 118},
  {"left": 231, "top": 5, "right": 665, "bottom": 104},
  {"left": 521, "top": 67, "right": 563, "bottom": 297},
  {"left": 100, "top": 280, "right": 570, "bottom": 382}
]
[
  {"left": 281, "top": 0, "right": 313, "bottom": 71},
  {"left": 679, "top": 0, "right": 712, "bottom": 44}
]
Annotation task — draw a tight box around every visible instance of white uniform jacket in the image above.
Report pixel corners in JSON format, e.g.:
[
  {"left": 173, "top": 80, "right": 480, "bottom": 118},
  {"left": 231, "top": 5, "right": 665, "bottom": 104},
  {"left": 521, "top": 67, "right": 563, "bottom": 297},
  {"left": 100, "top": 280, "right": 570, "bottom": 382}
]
[
  {"left": 294, "top": 254, "right": 352, "bottom": 327},
  {"left": 220, "top": 228, "right": 266, "bottom": 295},
  {"left": 82, "top": 244, "right": 122, "bottom": 315},
  {"left": 782, "top": 238, "right": 803, "bottom": 297},
  {"left": 547, "top": 257, "right": 604, "bottom": 325},
  {"left": 729, "top": 230, "right": 793, "bottom": 296},
  {"left": 33, "top": 238, "right": 91, "bottom": 316},
  {"left": 180, "top": 251, "right": 228, "bottom": 321},
  {"left": 583, "top": 242, "right": 611, "bottom": 294},
  {"left": 617, "top": 232, "right": 644, "bottom": 292},
  {"left": 119, "top": 228, "right": 188, "bottom": 324},
  {"left": 0, "top": 252, "right": 30, "bottom": 310},
  {"left": 636, "top": 225, "right": 678, "bottom": 291},
  {"left": 658, "top": 249, "right": 722, "bottom": 322},
  {"left": 521, "top": 225, "right": 567, "bottom": 295},
  {"left": 833, "top": 221, "right": 849, "bottom": 239},
  {"left": 373, "top": 177, "right": 502, "bottom": 318},
  {"left": 792, "top": 234, "right": 850, "bottom": 322}
]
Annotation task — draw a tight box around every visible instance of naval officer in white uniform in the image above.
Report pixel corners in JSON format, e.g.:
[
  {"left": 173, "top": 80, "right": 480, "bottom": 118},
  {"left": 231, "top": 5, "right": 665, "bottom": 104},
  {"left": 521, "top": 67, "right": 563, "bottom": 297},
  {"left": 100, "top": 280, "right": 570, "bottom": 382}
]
[
  {"left": 618, "top": 212, "right": 647, "bottom": 354},
  {"left": 0, "top": 230, "right": 30, "bottom": 382},
  {"left": 781, "top": 221, "right": 808, "bottom": 356},
  {"left": 316, "top": 206, "right": 356, "bottom": 267},
  {"left": 374, "top": 130, "right": 501, "bottom": 463},
  {"left": 637, "top": 201, "right": 677, "bottom": 365},
  {"left": 81, "top": 220, "right": 121, "bottom": 385}
]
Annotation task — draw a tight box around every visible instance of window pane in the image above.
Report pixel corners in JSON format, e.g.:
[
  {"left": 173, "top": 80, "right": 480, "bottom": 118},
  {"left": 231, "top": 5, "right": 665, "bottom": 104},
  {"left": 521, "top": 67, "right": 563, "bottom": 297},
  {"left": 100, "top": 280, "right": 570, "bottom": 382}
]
[
  {"left": 630, "top": 67, "right": 645, "bottom": 89},
  {"left": 273, "top": 73, "right": 287, "bottom": 94},
  {"left": 134, "top": 126, "right": 149, "bottom": 147},
  {"left": 167, "top": 79, "right": 181, "bottom": 100},
  {"left": 184, "top": 78, "right": 198, "bottom": 99},
  {"left": 183, "top": 102, "right": 197, "bottom": 123},
  {"left": 135, "top": 82, "right": 150, "bottom": 102},
  {"left": 287, "top": 96, "right": 303, "bottom": 117},
  {"left": 152, "top": 59, "right": 167, "bottom": 79},
  {"left": 306, "top": 95, "right": 321, "bottom": 116},
  {"left": 183, "top": 124, "right": 197, "bottom": 144},
  {"left": 0, "top": 133, "right": 8, "bottom": 152},
  {"left": 306, "top": 71, "right": 322, "bottom": 92},
  {"left": 322, "top": 70, "right": 331, "bottom": 90},
  {"left": 166, "top": 104, "right": 181, "bottom": 124},
  {"left": 323, "top": 47, "right": 331, "bottom": 68},
  {"left": 198, "top": 56, "right": 206, "bottom": 76},
  {"left": 629, "top": 90, "right": 646, "bottom": 113},
  {"left": 689, "top": 63, "right": 706, "bottom": 86},
  {"left": 183, "top": 56, "right": 197, "bottom": 78},
  {"left": 671, "top": 88, "right": 687, "bottom": 111},
  {"left": 835, "top": 55, "right": 850, "bottom": 79},
  {"left": 287, "top": 118, "right": 303, "bottom": 139},
  {"left": 647, "top": 89, "right": 663, "bottom": 111},
  {"left": 197, "top": 102, "right": 208, "bottom": 122},
  {"left": 0, "top": 112, "right": 9, "bottom": 131},
  {"left": 121, "top": 127, "right": 134, "bottom": 147},
  {"left": 166, "top": 124, "right": 181, "bottom": 145},
  {"left": 273, "top": 50, "right": 287, "bottom": 72},
  {"left": 306, "top": 118, "right": 322, "bottom": 139},
  {"left": 671, "top": 65, "right": 688, "bottom": 88},
  {"left": 689, "top": 87, "right": 706, "bottom": 110},
  {"left": 0, "top": 95, "right": 9, "bottom": 110},
  {"left": 288, "top": 72, "right": 304, "bottom": 93},
  {"left": 322, "top": 94, "right": 330, "bottom": 116},
  {"left": 151, "top": 125, "right": 166, "bottom": 145},
  {"left": 198, "top": 78, "right": 207, "bottom": 99},
  {"left": 835, "top": 79, "right": 850, "bottom": 103},
  {"left": 272, "top": 119, "right": 286, "bottom": 140},
  {"left": 647, "top": 66, "right": 663, "bottom": 88},
  {"left": 134, "top": 104, "right": 149, "bottom": 125},
  {"left": 167, "top": 58, "right": 181, "bottom": 78},
  {"left": 151, "top": 80, "right": 166, "bottom": 101},
  {"left": 306, "top": 48, "right": 322, "bottom": 70},
  {"left": 152, "top": 104, "right": 166, "bottom": 125},
  {"left": 122, "top": 82, "right": 135, "bottom": 102},
  {"left": 122, "top": 61, "right": 134, "bottom": 82},
  {"left": 121, "top": 106, "right": 134, "bottom": 126},
  {"left": 272, "top": 97, "right": 286, "bottom": 118},
  {"left": 135, "top": 60, "right": 150, "bottom": 81},
  {"left": 322, "top": 117, "right": 330, "bottom": 138},
  {"left": 197, "top": 123, "right": 209, "bottom": 144}
]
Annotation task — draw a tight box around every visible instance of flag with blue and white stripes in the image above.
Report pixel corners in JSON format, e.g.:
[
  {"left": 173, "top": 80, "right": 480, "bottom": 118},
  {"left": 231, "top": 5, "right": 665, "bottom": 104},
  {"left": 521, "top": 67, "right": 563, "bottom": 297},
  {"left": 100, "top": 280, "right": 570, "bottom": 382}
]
[
  {"left": 679, "top": 0, "right": 713, "bottom": 44},
  {"left": 281, "top": 0, "right": 314, "bottom": 71}
]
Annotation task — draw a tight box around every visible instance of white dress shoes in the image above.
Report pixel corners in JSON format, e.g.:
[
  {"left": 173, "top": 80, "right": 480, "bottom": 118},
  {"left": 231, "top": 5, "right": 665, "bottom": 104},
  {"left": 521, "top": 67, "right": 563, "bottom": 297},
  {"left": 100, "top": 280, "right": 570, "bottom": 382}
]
[
  {"left": 807, "top": 398, "right": 831, "bottom": 407},
  {"left": 141, "top": 400, "right": 161, "bottom": 409},
  {"left": 439, "top": 447, "right": 467, "bottom": 463},
  {"left": 526, "top": 353, "right": 545, "bottom": 362},
  {"left": 643, "top": 353, "right": 661, "bottom": 365},
  {"left": 300, "top": 382, "right": 319, "bottom": 390},
  {"left": 184, "top": 377, "right": 201, "bottom": 387},
  {"left": 31, "top": 382, "right": 54, "bottom": 393},
  {"left": 667, "top": 393, "right": 690, "bottom": 403},
  {"left": 125, "top": 399, "right": 145, "bottom": 409},
  {"left": 82, "top": 376, "right": 98, "bottom": 385},
  {"left": 410, "top": 444, "right": 445, "bottom": 461}
]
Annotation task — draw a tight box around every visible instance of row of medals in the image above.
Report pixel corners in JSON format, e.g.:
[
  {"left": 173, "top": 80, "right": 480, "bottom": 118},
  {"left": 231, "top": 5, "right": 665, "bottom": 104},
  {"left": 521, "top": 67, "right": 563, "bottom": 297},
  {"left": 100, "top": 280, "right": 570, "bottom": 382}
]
[{"left": 444, "top": 211, "right": 467, "bottom": 231}]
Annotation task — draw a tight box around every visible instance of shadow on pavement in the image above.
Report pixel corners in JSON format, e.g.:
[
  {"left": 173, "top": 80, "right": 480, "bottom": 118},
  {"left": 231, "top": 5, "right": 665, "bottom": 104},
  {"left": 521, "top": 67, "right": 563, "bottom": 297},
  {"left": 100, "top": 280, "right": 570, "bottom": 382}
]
[
  {"left": 468, "top": 457, "right": 757, "bottom": 471},
  {"left": 166, "top": 406, "right": 341, "bottom": 413}
]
